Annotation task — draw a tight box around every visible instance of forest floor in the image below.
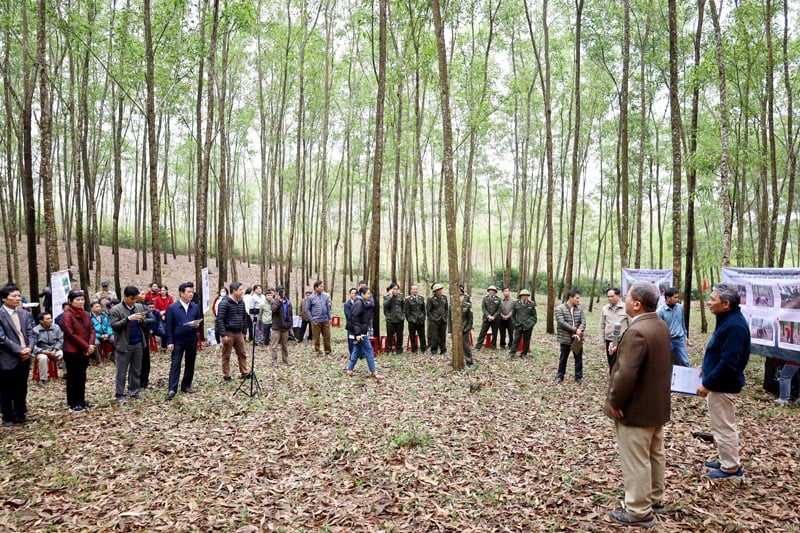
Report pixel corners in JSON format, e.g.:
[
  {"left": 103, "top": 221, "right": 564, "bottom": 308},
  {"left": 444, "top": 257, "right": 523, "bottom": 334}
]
[{"left": 1, "top": 302, "right": 798, "bottom": 532}]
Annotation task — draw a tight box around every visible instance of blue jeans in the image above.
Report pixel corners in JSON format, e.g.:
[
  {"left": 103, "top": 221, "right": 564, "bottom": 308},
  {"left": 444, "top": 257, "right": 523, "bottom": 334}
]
[
  {"left": 779, "top": 364, "right": 800, "bottom": 400},
  {"left": 670, "top": 337, "right": 690, "bottom": 367},
  {"left": 168, "top": 341, "right": 198, "bottom": 393},
  {"left": 348, "top": 336, "right": 376, "bottom": 373}
]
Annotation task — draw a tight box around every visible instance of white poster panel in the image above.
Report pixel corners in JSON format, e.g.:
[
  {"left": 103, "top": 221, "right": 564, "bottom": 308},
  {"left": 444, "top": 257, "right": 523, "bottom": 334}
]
[
  {"left": 201, "top": 267, "right": 210, "bottom": 313},
  {"left": 50, "top": 270, "right": 71, "bottom": 320},
  {"left": 621, "top": 268, "right": 673, "bottom": 308},
  {"left": 722, "top": 267, "right": 800, "bottom": 363}
]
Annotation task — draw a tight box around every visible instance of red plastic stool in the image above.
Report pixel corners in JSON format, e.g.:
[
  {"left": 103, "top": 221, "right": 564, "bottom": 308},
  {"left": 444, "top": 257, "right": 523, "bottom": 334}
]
[
  {"left": 468, "top": 331, "right": 474, "bottom": 347},
  {"left": 483, "top": 332, "right": 493, "bottom": 348},
  {"left": 380, "top": 335, "right": 388, "bottom": 351},
  {"left": 149, "top": 336, "right": 158, "bottom": 352},
  {"left": 100, "top": 341, "right": 114, "bottom": 362},
  {"left": 196, "top": 332, "right": 204, "bottom": 351},
  {"left": 32, "top": 358, "right": 59, "bottom": 382},
  {"left": 331, "top": 316, "right": 341, "bottom": 327},
  {"left": 518, "top": 338, "right": 525, "bottom": 351},
  {"left": 370, "top": 336, "right": 381, "bottom": 355}
]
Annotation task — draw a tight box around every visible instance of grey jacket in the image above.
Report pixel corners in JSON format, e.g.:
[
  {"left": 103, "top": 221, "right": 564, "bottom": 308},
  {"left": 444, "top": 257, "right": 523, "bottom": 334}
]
[
  {"left": 0, "top": 307, "right": 36, "bottom": 370},
  {"left": 555, "top": 302, "right": 586, "bottom": 346},
  {"left": 34, "top": 324, "right": 64, "bottom": 354},
  {"left": 109, "top": 302, "right": 155, "bottom": 353}
]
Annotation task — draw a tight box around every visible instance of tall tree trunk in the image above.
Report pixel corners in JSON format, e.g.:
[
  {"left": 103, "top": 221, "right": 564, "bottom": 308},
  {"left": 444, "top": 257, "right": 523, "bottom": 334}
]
[
  {"left": 432, "top": 0, "right": 464, "bottom": 370},
  {"left": 563, "top": 0, "right": 584, "bottom": 293},
  {"left": 778, "top": 0, "right": 797, "bottom": 266},
  {"left": 365, "top": 0, "right": 387, "bottom": 314},
  {"left": 20, "top": 0, "right": 39, "bottom": 297},
  {"left": 524, "top": 0, "right": 555, "bottom": 332},
  {"left": 618, "top": 0, "right": 630, "bottom": 269},
  {"left": 708, "top": 0, "right": 733, "bottom": 266},
  {"left": 668, "top": 0, "right": 684, "bottom": 281},
  {"left": 684, "top": 0, "right": 705, "bottom": 328},
  {"left": 196, "top": 0, "right": 218, "bottom": 303},
  {"left": 143, "top": 0, "right": 161, "bottom": 284},
  {"left": 38, "top": 0, "right": 58, "bottom": 279}
]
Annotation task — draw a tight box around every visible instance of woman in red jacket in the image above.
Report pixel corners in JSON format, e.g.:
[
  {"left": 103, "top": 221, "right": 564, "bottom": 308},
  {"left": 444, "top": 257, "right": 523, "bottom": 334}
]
[
  {"left": 60, "top": 289, "right": 96, "bottom": 412},
  {"left": 154, "top": 286, "right": 174, "bottom": 350}
]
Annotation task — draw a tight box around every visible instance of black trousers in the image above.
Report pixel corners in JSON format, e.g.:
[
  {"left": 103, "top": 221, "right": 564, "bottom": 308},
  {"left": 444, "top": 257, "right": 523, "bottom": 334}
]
[
  {"left": 386, "top": 321, "right": 404, "bottom": 353},
  {"left": 428, "top": 320, "right": 448, "bottom": 354},
  {"left": 509, "top": 327, "right": 533, "bottom": 356},
  {"left": 0, "top": 358, "right": 30, "bottom": 422},
  {"left": 141, "top": 340, "right": 151, "bottom": 388},
  {"left": 168, "top": 341, "right": 198, "bottom": 392},
  {"left": 557, "top": 343, "right": 583, "bottom": 381},
  {"left": 498, "top": 318, "right": 513, "bottom": 348},
  {"left": 64, "top": 351, "right": 88, "bottom": 408},
  {"left": 298, "top": 320, "right": 313, "bottom": 341},
  {"left": 407, "top": 321, "right": 427, "bottom": 352},
  {"left": 475, "top": 319, "right": 499, "bottom": 348}
]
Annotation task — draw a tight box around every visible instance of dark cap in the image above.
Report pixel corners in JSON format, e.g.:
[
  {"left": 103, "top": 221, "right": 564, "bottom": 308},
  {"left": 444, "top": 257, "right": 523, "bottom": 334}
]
[
  {"left": 101, "top": 280, "right": 110, "bottom": 286},
  {"left": 67, "top": 289, "right": 85, "bottom": 302}
]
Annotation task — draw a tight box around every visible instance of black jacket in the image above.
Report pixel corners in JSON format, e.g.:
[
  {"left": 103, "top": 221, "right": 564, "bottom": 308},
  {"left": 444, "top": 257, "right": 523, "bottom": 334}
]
[
  {"left": 347, "top": 297, "right": 374, "bottom": 336},
  {"left": 215, "top": 296, "right": 248, "bottom": 336}
]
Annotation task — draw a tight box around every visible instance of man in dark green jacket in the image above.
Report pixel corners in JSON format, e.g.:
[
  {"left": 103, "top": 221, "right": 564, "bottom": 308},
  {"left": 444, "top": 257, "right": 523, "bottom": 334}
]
[
  {"left": 405, "top": 285, "right": 427, "bottom": 353},
  {"left": 383, "top": 282, "right": 405, "bottom": 354},
  {"left": 426, "top": 283, "right": 448, "bottom": 355},
  {"left": 475, "top": 285, "right": 501, "bottom": 350},
  {"left": 508, "top": 289, "right": 537, "bottom": 358}
]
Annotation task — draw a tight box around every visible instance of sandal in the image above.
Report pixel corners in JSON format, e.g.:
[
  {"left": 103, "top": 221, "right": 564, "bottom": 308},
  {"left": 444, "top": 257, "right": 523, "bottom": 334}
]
[{"left": 372, "top": 372, "right": 385, "bottom": 380}]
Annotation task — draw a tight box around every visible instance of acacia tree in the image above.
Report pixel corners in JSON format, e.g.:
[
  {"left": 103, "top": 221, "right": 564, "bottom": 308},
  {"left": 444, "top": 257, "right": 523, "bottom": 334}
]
[{"left": 432, "top": 0, "right": 464, "bottom": 370}]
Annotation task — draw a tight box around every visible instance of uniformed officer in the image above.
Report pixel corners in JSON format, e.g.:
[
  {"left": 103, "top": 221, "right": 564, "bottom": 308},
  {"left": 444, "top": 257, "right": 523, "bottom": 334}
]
[
  {"left": 426, "top": 283, "right": 448, "bottom": 355},
  {"left": 509, "top": 289, "right": 538, "bottom": 358},
  {"left": 474, "top": 285, "right": 501, "bottom": 350},
  {"left": 460, "top": 289, "right": 474, "bottom": 366},
  {"left": 405, "top": 284, "right": 427, "bottom": 353},
  {"left": 383, "top": 282, "right": 405, "bottom": 354}
]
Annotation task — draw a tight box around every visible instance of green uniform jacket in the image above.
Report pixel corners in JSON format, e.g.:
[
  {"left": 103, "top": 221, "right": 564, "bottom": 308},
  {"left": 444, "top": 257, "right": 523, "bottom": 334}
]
[
  {"left": 461, "top": 300, "right": 473, "bottom": 332},
  {"left": 512, "top": 299, "right": 538, "bottom": 330},
  {"left": 481, "top": 294, "right": 502, "bottom": 321},
  {"left": 405, "top": 295, "right": 426, "bottom": 324},
  {"left": 383, "top": 294, "right": 406, "bottom": 323},
  {"left": 427, "top": 295, "right": 449, "bottom": 323}
]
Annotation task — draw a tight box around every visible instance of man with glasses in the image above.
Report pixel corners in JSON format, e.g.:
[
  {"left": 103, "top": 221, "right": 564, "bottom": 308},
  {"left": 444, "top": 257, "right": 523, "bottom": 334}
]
[{"left": 600, "top": 287, "right": 630, "bottom": 369}]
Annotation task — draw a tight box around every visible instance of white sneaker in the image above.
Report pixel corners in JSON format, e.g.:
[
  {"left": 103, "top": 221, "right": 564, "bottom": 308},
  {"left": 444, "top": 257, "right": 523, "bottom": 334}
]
[{"left": 775, "top": 398, "right": 790, "bottom": 406}]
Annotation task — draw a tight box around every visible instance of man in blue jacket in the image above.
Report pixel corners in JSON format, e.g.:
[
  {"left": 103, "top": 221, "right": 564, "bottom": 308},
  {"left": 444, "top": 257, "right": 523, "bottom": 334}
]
[
  {"left": 697, "top": 283, "right": 750, "bottom": 480},
  {"left": 165, "top": 282, "right": 204, "bottom": 400}
]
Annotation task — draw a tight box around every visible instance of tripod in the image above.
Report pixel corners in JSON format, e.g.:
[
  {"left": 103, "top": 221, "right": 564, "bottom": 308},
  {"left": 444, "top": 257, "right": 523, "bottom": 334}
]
[{"left": 235, "top": 330, "right": 263, "bottom": 398}]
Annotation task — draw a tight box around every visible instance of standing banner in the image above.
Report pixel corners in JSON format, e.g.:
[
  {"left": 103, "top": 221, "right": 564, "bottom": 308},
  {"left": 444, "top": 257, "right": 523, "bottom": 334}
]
[
  {"left": 201, "top": 267, "right": 210, "bottom": 313},
  {"left": 722, "top": 267, "right": 800, "bottom": 364},
  {"left": 621, "top": 268, "right": 673, "bottom": 309},
  {"left": 51, "top": 270, "right": 71, "bottom": 320}
]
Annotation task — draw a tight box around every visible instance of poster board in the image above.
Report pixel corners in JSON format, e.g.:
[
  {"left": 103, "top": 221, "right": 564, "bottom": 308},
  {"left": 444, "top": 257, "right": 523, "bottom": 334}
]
[
  {"left": 621, "top": 268, "right": 673, "bottom": 309},
  {"left": 722, "top": 267, "right": 800, "bottom": 364},
  {"left": 50, "top": 270, "right": 71, "bottom": 320},
  {"left": 202, "top": 267, "right": 210, "bottom": 313}
]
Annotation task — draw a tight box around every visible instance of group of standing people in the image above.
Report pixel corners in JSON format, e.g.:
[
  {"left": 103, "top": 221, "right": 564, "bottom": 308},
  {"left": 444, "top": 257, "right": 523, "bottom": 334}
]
[{"left": 603, "top": 281, "right": 751, "bottom": 527}]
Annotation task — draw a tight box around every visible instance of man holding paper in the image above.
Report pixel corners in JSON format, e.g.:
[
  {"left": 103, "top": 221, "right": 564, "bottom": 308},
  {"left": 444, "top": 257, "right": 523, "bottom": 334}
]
[
  {"left": 604, "top": 282, "right": 672, "bottom": 528},
  {"left": 696, "top": 283, "right": 750, "bottom": 481},
  {"left": 165, "top": 282, "right": 203, "bottom": 400}
]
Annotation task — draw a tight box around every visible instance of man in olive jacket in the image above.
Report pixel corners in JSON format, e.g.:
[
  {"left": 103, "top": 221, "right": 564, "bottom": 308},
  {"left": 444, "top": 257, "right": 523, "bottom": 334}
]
[
  {"left": 604, "top": 282, "right": 671, "bottom": 528},
  {"left": 383, "top": 282, "right": 405, "bottom": 354},
  {"left": 426, "top": 284, "right": 448, "bottom": 355},
  {"left": 405, "top": 285, "right": 427, "bottom": 353},
  {"left": 109, "top": 286, "right": 155, "bottom": 403}
]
